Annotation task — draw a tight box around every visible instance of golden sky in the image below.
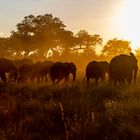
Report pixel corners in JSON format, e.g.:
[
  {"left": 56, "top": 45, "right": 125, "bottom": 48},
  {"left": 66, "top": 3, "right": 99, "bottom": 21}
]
[{"left": 0, "top": 0, "right": 140, "bottom": 50}]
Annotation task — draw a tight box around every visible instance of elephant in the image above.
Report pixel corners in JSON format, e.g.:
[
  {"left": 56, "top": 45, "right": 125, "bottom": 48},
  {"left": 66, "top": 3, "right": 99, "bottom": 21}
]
[
  {"left": 50, "top": 62, "right": 77, "bottom": 84},
  {"left": 27, "top": 61, "right": 54, "bottom": 82},
  {"left": 17, "top": 63, "right": 33, "bottom": 82},
  {"left": 17, "top": 61, "right": 43, "bottom": 83},
  {"left": 86, "top": 61, "right": 109, "bottom": 84},
  {"left": 13, "top": 58, "right": 34, "bottom": 69},
  {"left": 0, "top": 58, "right": 18, "bottom": 83},
  {"left": 29, "top": 61, "right": 44, "bottom": 82},
  {"left": 109, "top": 52, "right": 138, "bottom": 85},
  {"left": 17, "top": 61, "right": 54, "bottom": 83},
  {"left": 39, "top": 61, "right": 54, "bottom": 82}
]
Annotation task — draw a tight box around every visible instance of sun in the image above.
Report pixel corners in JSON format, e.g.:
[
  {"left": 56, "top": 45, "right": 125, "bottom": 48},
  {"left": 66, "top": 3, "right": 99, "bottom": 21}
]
[{"left": 120, "top": 0, "right": 140, "bottom": 51}]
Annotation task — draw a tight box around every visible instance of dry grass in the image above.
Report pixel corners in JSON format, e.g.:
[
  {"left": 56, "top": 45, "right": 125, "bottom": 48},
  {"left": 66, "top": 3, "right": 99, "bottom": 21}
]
[{"left": 0, "top": 81, "right": 140, "bottom": 140}]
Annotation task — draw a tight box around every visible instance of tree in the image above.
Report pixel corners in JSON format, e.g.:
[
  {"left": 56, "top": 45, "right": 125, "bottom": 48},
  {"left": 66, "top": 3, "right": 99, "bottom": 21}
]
[
  {"left": 0, "top": 37, "right": 13, "bottom": 58},
  {"left": 59, "top": 30, "right": 76, "bottom": 49},
  {"left": 102, "top": 38, "right": 132, "bottom": 58},
  {"left": 76, "top": 30, "right": 102, "bottom": 56},
  {"left": 10, "top": 13, "right": 67, "bottom": 59}
]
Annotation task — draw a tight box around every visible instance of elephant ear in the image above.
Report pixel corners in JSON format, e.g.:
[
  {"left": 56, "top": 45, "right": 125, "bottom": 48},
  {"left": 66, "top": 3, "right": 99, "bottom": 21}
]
[
  {"left": 71, "top": 62, "right": 77, "bottom": 70},
  {"left": 130, "top": 52, "right": 137, "bottom": 62},
  {"left": 70, "top": 62, "right": 74, "bottom": 65},
  {"left": 70, "top": 62, "right": 74, "bottom": 67}
]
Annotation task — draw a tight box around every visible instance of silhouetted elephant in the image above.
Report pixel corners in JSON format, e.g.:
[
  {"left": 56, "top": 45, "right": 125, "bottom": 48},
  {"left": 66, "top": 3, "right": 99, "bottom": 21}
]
[
  {"left": 29, "top": 62, "right": 44, "bottom": 82},
  {"left": 50, "top": 62, "right": 77, "bottom": 84},
  {"left": 39, "top": 61, "right": 54, "bottom": 82},
  {"left": 0, "top": 58, "right": 18, "bottom": 83},
  {"left": 13, "top": 58, "right": 33, "bottom": 69},
  {"left": 17, "top": 61, "right": 53, "bottom": 83},
  {"left": 109, "top": 52, "right": 138, "bottom": 85},
  {"left": 17, "top": 61, "right": 43, "bottom": 82},
  {"left": 17, "top": 63, "right": 33, "bottom": 82},
  {"left": 86, "top": 61, "right": 109, "bottom": 84}
]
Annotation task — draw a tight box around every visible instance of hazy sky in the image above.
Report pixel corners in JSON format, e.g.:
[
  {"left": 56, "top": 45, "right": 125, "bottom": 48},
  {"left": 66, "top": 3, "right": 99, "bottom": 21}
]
[{"left": 0, "top": 0, "right": 140, "bottom": 49}]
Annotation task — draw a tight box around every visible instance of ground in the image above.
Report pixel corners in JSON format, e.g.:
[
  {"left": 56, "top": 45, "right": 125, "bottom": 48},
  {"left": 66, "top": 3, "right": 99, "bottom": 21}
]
[{"left": 0, "top": 76, "right": 140, "bottom": 140}]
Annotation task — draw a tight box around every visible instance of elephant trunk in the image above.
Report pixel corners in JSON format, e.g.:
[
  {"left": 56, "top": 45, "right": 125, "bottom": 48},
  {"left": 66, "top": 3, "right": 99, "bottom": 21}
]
[
  {"left": 14, "top": 71, "right": 18, "bottom": 82},
  {"left": 72, "top": 72, "right": 76, "bottom": 82},
  {"left": 130, "top": 52, "right": 138, "bottom": 83},
  {"left": 134, "top": 66, "right": 138, "bottom": 83}
]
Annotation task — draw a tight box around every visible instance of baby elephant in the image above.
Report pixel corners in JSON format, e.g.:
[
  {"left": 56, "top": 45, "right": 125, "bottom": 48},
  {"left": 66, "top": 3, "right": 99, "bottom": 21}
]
[{"left": 86, "top": 61, "right": 109, "bottom": 84}]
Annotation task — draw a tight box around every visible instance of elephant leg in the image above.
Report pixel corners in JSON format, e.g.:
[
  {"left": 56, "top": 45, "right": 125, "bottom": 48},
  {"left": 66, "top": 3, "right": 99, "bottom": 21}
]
[
  {"left": 114, "top": 79, "right": 117, "bottom": 86},
  {"left": 9, "top": 71, "right": 18, "bottom": 83},
  {"left": 7, "top": 73, "right": 12, "bottom": 82},
  {"left": 0, "top": 73, "right": 7, "bottom": 83},
  {"left": 102, "top": 75, "right": 105, "bottom": 82},
  {"left": 65, "top": 75, "right": 69, "bottom": 83},
  {"left": 13, "top": 71, "right": 18, "bottom": 82},
  {"left": 109, "top": 75, "right": 113, "bottom": 85},
  {"left": 40, "top": 74, "right": 46, "bottom": 82},
  {"left": 56, "top": 77, "right": 63, "bottom": 84},
  {"left": 30, "top": 75, "right": 35, "bottom": 82},
  {"left": 40, "top": 75, "right": 44, "bottom": 82},
  {"left": 120, "top": 79, "right": 125, "bottom": 85},
  {"left": 127, "top": 73, "right": 133, "bottom": 84},
  {"left": 95, "top": 77, "right": 98, "bottom": 85},
  {"left": 86, "top": 76, "right": 90, "bottom": 83},
  {"left": 17, "top": 75, "right": 22, "bottom": 82},
  {"left": 51, "top": 76, "right": 56, "bottom": 84},
  {"left": 45, "top": 75, "right": 48, "bottom": 82},
  {"left": 30, "top": 73, "right": 36, "bottom": 82},
  {"left": 36, "top": 76, "right": 41, "bottom": 83}
]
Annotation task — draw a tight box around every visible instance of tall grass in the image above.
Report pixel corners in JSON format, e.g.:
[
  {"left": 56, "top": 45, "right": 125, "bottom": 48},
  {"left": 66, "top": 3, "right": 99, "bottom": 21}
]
[{"left": 0, "top": 82, "right": 140, "bottom": 140}]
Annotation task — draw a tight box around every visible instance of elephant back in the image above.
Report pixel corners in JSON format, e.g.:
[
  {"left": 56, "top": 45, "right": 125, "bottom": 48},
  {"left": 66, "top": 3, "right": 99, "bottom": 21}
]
[
  {"left": 110, "top": 55, "right": 133, "bottom": 71},
  {"left": 86, "top": 61, "right": 98, "bottom": 70},
  {"left": 86, "top": 61, "right": 109, "bottom": 77},
  {"left": 99, "top": 61, "right": 109, "bottom": 74},
  {"left": 50, "top": 62, "right": 68, "bottom": 76},
  {"left": 41, "top": 61, "right": 54, "bottom": 73},
  {"left": 50, "top": 62, "right": 77, "bottom": 82},
  {"left": 109, "top": 54, "right": 135, "bottom": 81},
  {"left": 86, "top": 61, "right": 102, "bottom": 75},
  {"left": 13, "top": 58, "right": 33, "bottom": 69},
  {"left": 0, "top": 58, "right": 17, "bottom": 73}
]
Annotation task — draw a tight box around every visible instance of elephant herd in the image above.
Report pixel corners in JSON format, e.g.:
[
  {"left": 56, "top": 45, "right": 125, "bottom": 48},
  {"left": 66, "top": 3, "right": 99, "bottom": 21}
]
[
  {"left": 86, "top": 52, "right": 138, "bottom": 85},
  {"left": 0, "top": 52, "right": 138, "bottom": 85},
  {"left": 0, "top": 58, "right": 77, "bottom": 84}
]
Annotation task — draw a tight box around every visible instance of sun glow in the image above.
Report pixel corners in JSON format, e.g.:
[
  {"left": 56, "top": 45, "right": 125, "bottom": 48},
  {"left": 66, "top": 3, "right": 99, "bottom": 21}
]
[{"left": 120, "top": 0, "right": 140, "bottom": 51}]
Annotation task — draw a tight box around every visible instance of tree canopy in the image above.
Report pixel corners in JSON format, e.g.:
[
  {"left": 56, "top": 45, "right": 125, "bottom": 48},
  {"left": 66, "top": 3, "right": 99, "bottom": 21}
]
[
  {"left": 102, "top": 38, "right": 132, "bottom": 59},
  {"left": 0, "top": 13, "right": 135, "bottom": 62},
  {"left": 10, "top": 14, "right": 67, "bottom": 58}
]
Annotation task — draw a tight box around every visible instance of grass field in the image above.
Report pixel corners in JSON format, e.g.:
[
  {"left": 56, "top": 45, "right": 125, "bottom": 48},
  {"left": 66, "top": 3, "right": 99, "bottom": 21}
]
[{"left": 0, "top": 78, "right": 140, "bottom": 140}]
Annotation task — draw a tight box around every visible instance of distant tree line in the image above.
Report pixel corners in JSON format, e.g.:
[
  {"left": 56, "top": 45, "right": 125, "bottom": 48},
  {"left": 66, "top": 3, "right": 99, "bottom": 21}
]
[{"left": 0, "top": 13, "right": 138, "bottom": 62}]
